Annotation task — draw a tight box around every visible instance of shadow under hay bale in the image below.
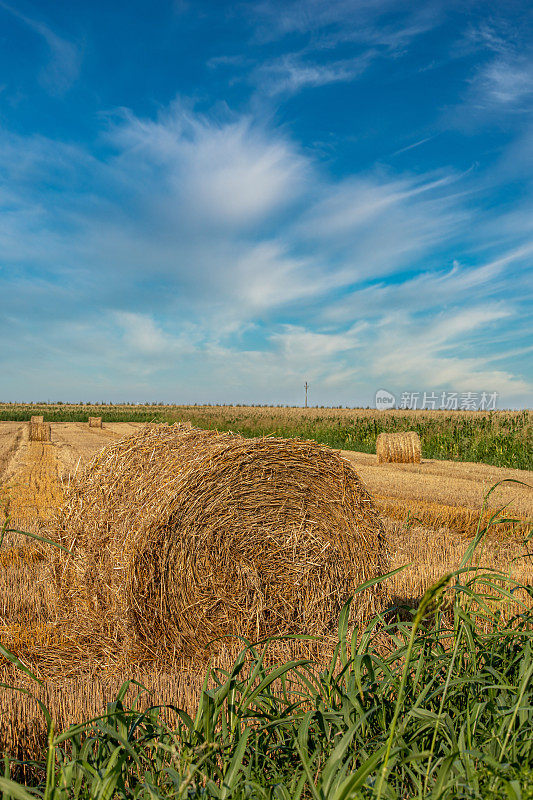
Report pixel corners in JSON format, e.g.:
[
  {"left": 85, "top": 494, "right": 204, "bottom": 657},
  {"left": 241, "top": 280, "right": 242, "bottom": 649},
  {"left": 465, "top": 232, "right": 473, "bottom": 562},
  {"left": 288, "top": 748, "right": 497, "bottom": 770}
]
[
  {"left": 88, "top": 416, "right": 102, "bottom": 428},
  {"left": 376, "top": 431, "right": 421, "bottom": 464},
  {"left": 29, "top": 420, "right": 51, "bottom": 442},
  {"left": 55, "top": 424, "right": 388, "bottom": 657}
]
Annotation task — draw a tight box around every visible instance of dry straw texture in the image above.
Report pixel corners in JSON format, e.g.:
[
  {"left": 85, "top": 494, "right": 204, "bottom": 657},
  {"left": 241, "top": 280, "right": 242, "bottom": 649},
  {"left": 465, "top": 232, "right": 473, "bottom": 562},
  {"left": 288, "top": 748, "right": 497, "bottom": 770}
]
[
  {"left": 30, "top": 416, "right": 44, "bottom": 424},
  {"left": 55, "top": 424, "right": 387, "bottom": 657},
  {"left": 88, "top": 416, "right": 102, "bottom": 428},
  {"left": 29, "top": 421, "right": 51, "bottom": 443},
  {"left": 376, "top": 431, "right": 421, "bottom": 464}
]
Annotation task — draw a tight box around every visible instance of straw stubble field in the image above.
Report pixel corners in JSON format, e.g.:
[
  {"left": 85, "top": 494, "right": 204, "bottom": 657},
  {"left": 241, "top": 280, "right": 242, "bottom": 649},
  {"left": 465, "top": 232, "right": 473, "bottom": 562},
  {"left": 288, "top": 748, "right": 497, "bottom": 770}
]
[{"left": 0, "top": 414, "right": 531, "bottom": 763}]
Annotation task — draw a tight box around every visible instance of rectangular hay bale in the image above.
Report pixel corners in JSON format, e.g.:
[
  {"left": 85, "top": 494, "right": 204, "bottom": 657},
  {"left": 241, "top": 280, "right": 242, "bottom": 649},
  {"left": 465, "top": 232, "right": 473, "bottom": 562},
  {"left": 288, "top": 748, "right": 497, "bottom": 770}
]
[{"left": 29, "top": 421, "right": 51, "bottom": 442}]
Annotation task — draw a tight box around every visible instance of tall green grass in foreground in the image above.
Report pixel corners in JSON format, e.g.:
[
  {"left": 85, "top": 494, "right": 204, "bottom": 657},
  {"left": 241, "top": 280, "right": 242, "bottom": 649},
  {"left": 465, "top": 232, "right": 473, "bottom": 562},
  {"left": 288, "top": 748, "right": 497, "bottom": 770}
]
[{"left": 1, "top": 499, "right": 533, "bottom": 798}]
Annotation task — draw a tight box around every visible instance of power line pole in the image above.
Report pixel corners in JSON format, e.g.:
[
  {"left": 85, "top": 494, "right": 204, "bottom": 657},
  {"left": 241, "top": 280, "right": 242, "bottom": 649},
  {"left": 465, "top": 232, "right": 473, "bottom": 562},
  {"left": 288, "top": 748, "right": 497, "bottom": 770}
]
[{"left": 304, "top": 381, "right": 308, "bottom": 408}]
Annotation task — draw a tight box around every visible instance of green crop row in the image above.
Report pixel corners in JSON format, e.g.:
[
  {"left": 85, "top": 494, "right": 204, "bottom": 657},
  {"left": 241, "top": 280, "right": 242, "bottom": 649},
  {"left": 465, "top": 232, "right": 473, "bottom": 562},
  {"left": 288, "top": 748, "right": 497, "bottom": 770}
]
[{"left": 173, "top": 410, "right": 532, "bottom": 470}]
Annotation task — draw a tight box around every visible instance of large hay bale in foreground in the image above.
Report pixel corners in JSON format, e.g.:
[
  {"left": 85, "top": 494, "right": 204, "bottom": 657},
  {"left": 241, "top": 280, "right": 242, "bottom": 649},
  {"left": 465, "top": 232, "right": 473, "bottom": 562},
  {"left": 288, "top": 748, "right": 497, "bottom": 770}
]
[
  {"left": 88, "top": 416, "right": 102, "bottom": 428},
  {"left": 30, "top": 415, "right": 44, "bottom": 424},
  {"left": 56, "top": 425, "right": 387, "bottom": 655},
  {"left": 29, "top": 420, "right": 51, "bottom": 442},
  {"left": 376, "top": 431, "right": 421, "bottom": 464}
]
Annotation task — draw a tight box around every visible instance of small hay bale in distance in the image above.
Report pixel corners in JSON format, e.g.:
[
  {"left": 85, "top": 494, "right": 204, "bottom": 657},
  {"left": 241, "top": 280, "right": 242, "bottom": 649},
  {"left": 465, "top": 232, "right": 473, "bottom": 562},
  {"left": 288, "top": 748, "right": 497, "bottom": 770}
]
[
  {"left": 88, "top": 416, "right": 102, "bottom": 428},
  {"left": 30, "top": 415, "right": 44, "bottom": 424},
  {"left": 376, "top": 431, "right": 421, "bottom": 464},
  {"left": 56, "top": 424, "right": 387, "bottom": 655},
  {"left": 29, "top": 420, "right": 51, "bottom": 442}
]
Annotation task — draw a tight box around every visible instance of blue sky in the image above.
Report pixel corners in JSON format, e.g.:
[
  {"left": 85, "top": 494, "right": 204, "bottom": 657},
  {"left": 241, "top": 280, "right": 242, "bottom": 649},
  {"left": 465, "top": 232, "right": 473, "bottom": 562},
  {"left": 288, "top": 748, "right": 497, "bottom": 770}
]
[{"left": 0, "top": 0, "right": 532, "bottom": 407}]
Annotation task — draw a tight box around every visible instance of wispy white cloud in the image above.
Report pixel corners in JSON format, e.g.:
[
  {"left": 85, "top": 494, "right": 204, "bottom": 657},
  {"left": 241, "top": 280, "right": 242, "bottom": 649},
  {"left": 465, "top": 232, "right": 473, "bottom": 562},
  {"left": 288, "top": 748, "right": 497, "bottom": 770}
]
[
  {"left": 252, "top": 52, "right": 374, "bottom": 95},
  {"left": 391, "top": 136, "right": 436, "bottom": 157},
  {"left": 290, "top": 170, "right": 472, "bottom": 288},
  {"left": 0, "top": 1, "right": 81, "bottom": 94},
  {"left": 0, "top": 99, "right": 531, "bottom": 404},
  {"left": 250, "top": 0, "right": 441, "bottom": 50},
  {"left": 213, "top": 0, "right": 444, "bottom": 97},
  {"left": 107, "top": 103, "right": 310, "bottom": 229},
  {"left": 296, "top": 172, "right": 460, "bottom": 239},
  {"left": 0, "top": 3, "right": 531, "bottom": 404},
  {"left": 472, "top": 58, "right": 533, "bottom": 109},
  {"left": 270, "top": 322, "right": 365, "bottom": 361},
  {"left": 452, "top": 17, "right": 533, "bottom": 125},
  {"left": 325, "top": 244, "right": 533, "bottom": 322},
  {"left": 366, "top": 304, "right": 530, "bottom": 399},
  {"left": 114, "top": 312, "right": 184, "bottom": 357}
]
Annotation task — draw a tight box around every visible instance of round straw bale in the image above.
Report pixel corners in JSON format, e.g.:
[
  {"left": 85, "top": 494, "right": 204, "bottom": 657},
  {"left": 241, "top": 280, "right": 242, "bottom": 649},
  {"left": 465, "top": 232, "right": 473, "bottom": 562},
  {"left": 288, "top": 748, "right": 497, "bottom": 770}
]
[
  {"left": 29, "top": 420, "right": 51, "bottom": 442},
  {"left": 376, "top": 431, "right": 421, "bottom": 464},
  {"left": 88, "top": 416, "right": 102, "bottom": 428},
  {"left": 55, "top": 424, "right": 387, "bottom": 655}
]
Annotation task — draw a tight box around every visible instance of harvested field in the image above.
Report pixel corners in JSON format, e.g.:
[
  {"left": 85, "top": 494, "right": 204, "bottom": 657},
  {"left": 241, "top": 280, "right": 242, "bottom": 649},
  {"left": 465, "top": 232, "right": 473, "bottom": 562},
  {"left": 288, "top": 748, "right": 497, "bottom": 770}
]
[
  {"left": 50, "top": 423, "right": 133, "bottom": 480},
  {"left": 0, "top": 417, "right": 530, "bottom": 761},
  {"left": 7, "top": 443, "right": 60, "bottom": 520},
  {"left": 0, "top": 419, "right": 530, "bottom": 530},
  {"left": 2, "top": 426, "right": 61, "bottom": 522},
  {"left": 341, "top": 449, "right": 532, "bottom": 535},
  {"left": 0, "top": 422, "right": 23, "bottom": 479}
]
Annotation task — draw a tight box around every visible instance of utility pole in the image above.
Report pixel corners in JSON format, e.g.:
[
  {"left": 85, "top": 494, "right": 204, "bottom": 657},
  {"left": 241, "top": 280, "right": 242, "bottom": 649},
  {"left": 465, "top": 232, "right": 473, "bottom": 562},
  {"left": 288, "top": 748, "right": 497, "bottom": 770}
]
[{"left": 304, "top": 381, "right": 308, "bottom": 408}]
